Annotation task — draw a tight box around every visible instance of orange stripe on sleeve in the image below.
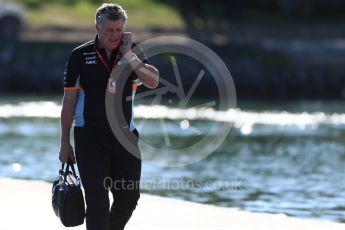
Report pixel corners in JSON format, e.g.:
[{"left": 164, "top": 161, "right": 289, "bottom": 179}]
[
  {"left": 64, "top": 86, "right": 81, "bottom": 90},
  {"left": 132, "top": 83, "right": 137, "bottom": 93}
]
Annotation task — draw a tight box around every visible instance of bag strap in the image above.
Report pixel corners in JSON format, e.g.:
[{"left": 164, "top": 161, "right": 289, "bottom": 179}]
[
  {"left": 69, "top": 163, "right": 77, "bottom": 176},
  {"left": 59, "top": 163, "right": 65, "bottom": 175},
  {"left": 61, "top": 162, "right": 78, "bottom": 182}
]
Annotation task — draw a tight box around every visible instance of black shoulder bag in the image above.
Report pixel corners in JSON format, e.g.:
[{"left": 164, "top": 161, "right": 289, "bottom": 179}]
[{"left": 52, "top": 162, "right": 85, "bottom": 227}]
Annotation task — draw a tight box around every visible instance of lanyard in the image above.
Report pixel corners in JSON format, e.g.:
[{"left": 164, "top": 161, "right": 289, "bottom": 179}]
[{"left": 96, "top": 49, "right": 122, "bottom": 74}]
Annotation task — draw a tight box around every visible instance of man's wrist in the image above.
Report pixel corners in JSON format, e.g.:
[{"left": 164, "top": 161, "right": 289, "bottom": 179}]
[
  {"left": 123, "top": 51, "right": 135, "bottom": 61},
  {"left": 60, "top": 133, "right": 71, "bottom": 143},
  {"left": 117, "top": 51, "right": 139, "bottom": 67},
  {"left": 129, "top": 55, "right": 142, "bottom": 69},
  {"left": 122, "top": 52, "right": 142, "bottom": 69},
  {"left": 60, "top": 138, "right": 70, "bottom": 144}
]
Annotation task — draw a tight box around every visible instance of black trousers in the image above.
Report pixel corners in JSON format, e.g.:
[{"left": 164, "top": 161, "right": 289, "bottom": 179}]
[{"left": 74, "top": 125, "right": 141, "bottom": 230}]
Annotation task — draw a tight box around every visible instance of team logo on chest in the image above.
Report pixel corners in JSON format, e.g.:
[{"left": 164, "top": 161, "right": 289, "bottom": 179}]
[{"left": 83, "top": 52, "right": 97, "bottom": 65}]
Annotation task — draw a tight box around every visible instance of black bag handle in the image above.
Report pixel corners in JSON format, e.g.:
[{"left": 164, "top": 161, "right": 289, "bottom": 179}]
[{"left": 61, "top": 162, "right": 78, "bottom": 182}]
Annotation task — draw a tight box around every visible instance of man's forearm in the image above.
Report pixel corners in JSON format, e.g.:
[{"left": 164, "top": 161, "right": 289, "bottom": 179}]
[
  {"left": 60, "top": 93, "right": 77, "bottom": 144},
  {"left": 124, "top": 52, "right": 159, "bottom": 89},
  {"left": 136, "top": 63, "right": 159, "bottom": 89},
  {"left": 60, "top": 110, "right": 73, "bottom": 144}
]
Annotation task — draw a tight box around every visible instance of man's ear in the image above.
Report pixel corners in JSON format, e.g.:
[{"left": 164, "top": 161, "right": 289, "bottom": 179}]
[{"left": 95, "top": 24, "right": 100, "bottom": 33}]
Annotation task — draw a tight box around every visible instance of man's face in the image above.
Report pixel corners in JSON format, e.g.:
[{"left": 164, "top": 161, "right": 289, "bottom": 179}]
[{"left": 96, "top": 18, "right": 125, "bottom": 51}]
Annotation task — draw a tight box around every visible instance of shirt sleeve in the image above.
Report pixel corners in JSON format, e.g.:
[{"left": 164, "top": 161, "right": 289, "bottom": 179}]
[{"left": 63, "top": 49, "right": 82, "bottom": 90}]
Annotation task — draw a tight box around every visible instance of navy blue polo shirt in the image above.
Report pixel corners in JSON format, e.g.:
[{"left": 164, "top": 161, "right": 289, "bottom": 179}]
[{"left": 63, "top": 35, "right": 147, "bottom": 130}]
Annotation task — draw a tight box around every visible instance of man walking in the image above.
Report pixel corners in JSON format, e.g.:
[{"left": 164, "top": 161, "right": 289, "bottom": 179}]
[{"left": 59, "top": 3, "right": 159, "bottom": 230}]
